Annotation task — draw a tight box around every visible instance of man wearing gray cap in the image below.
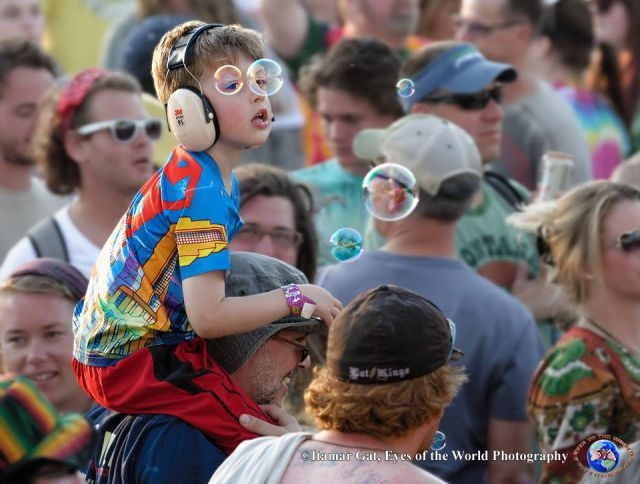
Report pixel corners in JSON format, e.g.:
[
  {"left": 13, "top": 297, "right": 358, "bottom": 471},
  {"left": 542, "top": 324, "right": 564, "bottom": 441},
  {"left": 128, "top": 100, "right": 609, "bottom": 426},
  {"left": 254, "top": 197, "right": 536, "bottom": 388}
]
[
  {"left": 86, "top": 251, "right": 326, "bottom": 484},
  {"left": 318, "top": 113, "right": 543, "bottom": 483},
  {"left": 211, "top": 284, "right": 466, "bottom": 484}
]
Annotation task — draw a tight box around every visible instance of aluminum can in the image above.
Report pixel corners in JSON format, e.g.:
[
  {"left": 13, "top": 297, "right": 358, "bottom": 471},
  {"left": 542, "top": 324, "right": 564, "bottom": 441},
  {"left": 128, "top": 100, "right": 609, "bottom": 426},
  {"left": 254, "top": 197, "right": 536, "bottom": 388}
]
[{"left": 537, "top": 151, "right": 574, "bottom": 201}]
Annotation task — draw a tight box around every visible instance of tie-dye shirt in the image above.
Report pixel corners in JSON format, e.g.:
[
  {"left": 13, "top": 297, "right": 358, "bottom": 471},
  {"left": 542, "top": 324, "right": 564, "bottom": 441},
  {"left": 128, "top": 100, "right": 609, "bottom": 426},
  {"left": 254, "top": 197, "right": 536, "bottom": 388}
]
[
  {"left": 73, "top": 147, "right": 242, "bottom": 366},
  {"left": 553, "top": 82, "right": 631, "bottom": 179}
]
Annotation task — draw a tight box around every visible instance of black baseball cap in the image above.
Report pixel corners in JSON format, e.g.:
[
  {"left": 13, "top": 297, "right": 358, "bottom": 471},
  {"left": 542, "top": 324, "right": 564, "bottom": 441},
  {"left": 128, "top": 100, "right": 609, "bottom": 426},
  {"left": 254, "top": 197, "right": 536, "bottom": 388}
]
[{"left": 327, "top": 285, "right": 462, "bottom": 384}]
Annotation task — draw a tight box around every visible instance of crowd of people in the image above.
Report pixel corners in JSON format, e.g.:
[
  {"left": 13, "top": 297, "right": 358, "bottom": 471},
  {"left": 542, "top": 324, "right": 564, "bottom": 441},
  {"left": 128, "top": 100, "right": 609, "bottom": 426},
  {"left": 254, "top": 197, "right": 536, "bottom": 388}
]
[{"left": 1, "top": 0, "right": 640, "bottom": 483}]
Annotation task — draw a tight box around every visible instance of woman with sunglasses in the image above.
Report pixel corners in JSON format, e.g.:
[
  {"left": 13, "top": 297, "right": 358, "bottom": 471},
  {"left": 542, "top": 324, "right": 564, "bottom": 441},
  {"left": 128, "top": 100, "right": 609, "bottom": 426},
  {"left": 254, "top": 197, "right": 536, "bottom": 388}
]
[
  {"left": 589, "top": 0, "right": 640, "bottom": 151},
  {"left": 0, "top": 69, "right": 160, "bottom": 280},
  {"left": 508, "top": 180, "right": 640, "bottom": 483}
]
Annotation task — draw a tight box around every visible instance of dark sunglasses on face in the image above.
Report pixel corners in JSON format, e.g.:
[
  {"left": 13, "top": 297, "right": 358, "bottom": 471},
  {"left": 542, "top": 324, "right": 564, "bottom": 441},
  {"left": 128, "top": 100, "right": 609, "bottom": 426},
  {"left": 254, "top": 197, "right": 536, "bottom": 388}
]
[
  {"left": 76, "top": 118, "right": 163, "bottom": 144},
  {"left": 273, "top": 335, "right": 309, "bottom": 364},
  {"left": 616, "top": 230, "right": 640, "bottom": 253},
  {"left": 422, "top": 85, "right": 502, "bottom": 110}
]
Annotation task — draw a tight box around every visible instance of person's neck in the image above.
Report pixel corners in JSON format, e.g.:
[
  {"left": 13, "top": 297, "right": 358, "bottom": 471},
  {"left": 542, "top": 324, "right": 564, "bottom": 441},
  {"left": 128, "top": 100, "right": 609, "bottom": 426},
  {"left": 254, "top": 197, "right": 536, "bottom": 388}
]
[
  {"left": 338, "top": 159, "right": 370, "bottom": 178},
  {"left": 314, "top": 429, "right": 422, "bottom": 457},
  {"left": 59, "top": 393, "right": 94, "bottom": 416},
  {"left": 68, "top": 183, "right": 134, "bottom": 247},
  {"left": 0, "top": 158, "right": 33, "bottom": 191},
  {"left": 581, "top": 289, "right": 640, "bottom": 352},
  {"left": 206, "top": 143, "right": 242, "bottom": 194},
  {"left": 501, "top": 63, "right": 539, "bottom": 105},
  {"left": 381, "top": 218, "right": 458, "bottom": 258},
  {"left": 539, "top": 59, "right": 584, "bottom": 88}
]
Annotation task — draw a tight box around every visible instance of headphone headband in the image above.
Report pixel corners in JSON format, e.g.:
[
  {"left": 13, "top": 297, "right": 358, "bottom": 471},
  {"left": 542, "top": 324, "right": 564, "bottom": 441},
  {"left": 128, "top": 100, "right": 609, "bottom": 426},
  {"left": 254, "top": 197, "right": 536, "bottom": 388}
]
[{"left": 167, "top": 23, "right": 224, "bottom": 71}]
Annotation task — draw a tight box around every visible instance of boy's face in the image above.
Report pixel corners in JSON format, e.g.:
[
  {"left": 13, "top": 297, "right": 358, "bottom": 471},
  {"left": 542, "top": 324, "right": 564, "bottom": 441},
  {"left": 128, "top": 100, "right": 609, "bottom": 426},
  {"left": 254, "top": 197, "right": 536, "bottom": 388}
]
[{"left": 200, "top": 54, "right": 273, "bottom": 153}]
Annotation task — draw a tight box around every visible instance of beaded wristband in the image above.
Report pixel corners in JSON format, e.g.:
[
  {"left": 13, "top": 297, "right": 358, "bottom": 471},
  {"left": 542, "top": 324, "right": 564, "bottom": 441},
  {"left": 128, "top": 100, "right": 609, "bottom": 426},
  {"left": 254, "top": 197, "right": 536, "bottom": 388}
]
[{"left": 281, "top": 283, "right": 316, "bottom": 319}]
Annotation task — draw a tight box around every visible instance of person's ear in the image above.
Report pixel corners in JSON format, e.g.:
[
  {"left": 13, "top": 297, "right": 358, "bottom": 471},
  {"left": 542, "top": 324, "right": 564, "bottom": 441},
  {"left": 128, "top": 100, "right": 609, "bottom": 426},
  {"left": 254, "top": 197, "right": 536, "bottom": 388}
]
[{"left": 63, "top": 129, "right": 88, "bottom": 165}]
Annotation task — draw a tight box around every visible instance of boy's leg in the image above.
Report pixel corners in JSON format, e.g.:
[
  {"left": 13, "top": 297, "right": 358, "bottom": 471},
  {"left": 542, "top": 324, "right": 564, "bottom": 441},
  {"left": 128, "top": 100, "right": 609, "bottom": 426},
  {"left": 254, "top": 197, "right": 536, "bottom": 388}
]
[{"left": 72, "top": 338, "right": 270, "bottom": 454}]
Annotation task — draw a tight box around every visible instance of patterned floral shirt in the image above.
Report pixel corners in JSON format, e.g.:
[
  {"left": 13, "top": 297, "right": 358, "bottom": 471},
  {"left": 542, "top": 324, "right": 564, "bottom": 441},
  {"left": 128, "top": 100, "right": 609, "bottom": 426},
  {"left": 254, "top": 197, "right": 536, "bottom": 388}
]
[{"left": 528, "top": 327, "right": 640, "bottom": 483}]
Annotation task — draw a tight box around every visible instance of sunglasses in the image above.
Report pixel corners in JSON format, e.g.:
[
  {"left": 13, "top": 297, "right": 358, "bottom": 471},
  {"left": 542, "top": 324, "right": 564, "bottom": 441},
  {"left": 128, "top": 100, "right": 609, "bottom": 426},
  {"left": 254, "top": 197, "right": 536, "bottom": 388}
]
[
  {"left": 422, "top": 85, "right": 502, "bottom": 110},
  {"left": 616, "top": 230, "right": 640, "bottom": 254},
  {"left": 452, "top": 15, "right": 521, "bottom": 36},
  {"left": 273, "top": 335, "right": 309, "bottom": 364},
  {"left": 447, "top": 319, "right": 463, "bottom": 361},
  {"left": 588, "top": 0, "right": 617, "bottom": 14},
  {"left": 76, "top": 118, "right": 163, "bottom": 144}
]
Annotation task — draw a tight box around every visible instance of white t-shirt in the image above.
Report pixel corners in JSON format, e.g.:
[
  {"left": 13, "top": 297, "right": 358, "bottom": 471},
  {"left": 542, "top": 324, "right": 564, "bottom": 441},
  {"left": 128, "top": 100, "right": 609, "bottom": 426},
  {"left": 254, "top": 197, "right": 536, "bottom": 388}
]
[{"left": 0, "top": 204, "right": 101, "bottom": 280}]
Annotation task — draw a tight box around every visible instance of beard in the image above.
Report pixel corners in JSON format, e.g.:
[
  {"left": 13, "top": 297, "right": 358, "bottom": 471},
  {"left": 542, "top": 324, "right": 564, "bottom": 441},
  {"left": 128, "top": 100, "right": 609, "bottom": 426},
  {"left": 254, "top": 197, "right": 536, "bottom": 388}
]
[{"left": 0, "top": 137, "right": 35, "bottom": 166}]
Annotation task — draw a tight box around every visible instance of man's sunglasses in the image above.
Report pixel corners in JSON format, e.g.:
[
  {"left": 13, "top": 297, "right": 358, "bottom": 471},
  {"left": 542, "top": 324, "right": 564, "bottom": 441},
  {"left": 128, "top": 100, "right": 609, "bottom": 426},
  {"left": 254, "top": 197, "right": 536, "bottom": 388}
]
[
  {"left": 421, "top": 85, "right": 502, "bottom": 111},
  {"left": 616, "top": 230, "right": 640, "bottom": 254},
  {"left": 76, "top": 118, "right": 163, "bottom": 144},
  {"left": 273, "top": 335, "right": 309, "bottom": 364}
]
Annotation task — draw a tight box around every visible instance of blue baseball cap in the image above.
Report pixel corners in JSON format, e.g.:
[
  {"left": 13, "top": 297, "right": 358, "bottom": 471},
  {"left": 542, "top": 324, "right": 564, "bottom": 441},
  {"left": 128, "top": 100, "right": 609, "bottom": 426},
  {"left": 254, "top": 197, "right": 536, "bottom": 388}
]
[{"left": 401, "top": 43, "right": 517, "bottom": 112}]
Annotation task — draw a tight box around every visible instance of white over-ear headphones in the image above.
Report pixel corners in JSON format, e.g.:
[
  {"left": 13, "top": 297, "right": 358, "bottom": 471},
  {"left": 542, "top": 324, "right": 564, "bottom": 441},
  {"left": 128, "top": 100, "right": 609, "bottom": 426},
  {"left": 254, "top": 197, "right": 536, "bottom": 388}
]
[{"left": 165, "top": 24, "right": 222, "bottom": 152}]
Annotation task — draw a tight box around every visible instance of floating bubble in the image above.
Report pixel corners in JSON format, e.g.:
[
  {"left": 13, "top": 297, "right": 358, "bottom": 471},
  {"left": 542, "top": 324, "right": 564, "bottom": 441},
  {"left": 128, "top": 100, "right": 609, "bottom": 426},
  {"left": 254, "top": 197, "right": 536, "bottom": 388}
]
[
  {"left": 396, "top": 78, "right": 415, "bottom": 98},
  {"left": 247, "top": 58, "right": 284, "bottom": 96},
  {"left": 329, "top": 228, "right": 363, "bottom": 262},
  {"left": 214, "top": 65, "right": 243, "bottom": 95},
  {"left": 362, "top": 163, "right": 419, "bottom": 221},
  {"left": 431, "top": 431, "right": 446, "bottom": 451}
]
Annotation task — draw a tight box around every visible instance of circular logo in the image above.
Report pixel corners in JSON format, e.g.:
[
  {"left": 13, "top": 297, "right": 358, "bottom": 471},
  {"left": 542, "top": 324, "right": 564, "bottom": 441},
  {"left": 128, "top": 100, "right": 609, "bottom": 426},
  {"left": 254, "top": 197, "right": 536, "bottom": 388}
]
[{"left": 587, "top": 439, "right": 620, "bottom": 473}]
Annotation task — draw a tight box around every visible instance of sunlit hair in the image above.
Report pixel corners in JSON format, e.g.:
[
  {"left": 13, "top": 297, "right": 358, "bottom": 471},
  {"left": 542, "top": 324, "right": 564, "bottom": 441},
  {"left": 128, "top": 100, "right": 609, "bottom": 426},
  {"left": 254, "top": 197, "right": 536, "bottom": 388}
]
[
  {"left": 235, "top": 163, "right": 318, "bottom": 281},
  {"left": 32, "top": 72, "right": 141, "bottom": 195},
  {"left": 0, "top": 275, "right": 77, "bottom": 305},
  {"left": 305, "top": 364, "right": 466, "bottom": 439},
  {"left": 151, "top": 21, "right": 265, "bottom": 104},
  {"left": 508, "top": 180, "right": 640, "bottom": 304}
]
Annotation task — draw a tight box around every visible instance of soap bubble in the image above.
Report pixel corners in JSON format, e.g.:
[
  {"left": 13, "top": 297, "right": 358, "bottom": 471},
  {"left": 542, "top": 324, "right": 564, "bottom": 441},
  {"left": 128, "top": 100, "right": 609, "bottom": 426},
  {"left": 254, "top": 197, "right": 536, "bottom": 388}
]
[
  {"left": 329, "top": 228, "right": 363, "bottom": 262},
  {"left": 247, "top": 59, "right": 284, "bottom": 96},
  {"left": 396, "top": 78, "right": 415, "bottom": 98},
  {"left": 214, "top": 65, "right": 243, "bottom": 95},
  {"left": 431, "top": 431, "right": 446, "bottom": 451},
  {"left": 362, "top": 163, "right": 419, "bottom": 221}
]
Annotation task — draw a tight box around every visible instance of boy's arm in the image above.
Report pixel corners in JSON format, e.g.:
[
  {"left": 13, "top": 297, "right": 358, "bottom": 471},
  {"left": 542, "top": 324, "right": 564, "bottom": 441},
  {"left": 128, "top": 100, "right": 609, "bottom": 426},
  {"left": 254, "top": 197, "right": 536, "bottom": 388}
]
[{"left": 183, "top": 270, "right": 340, "bottom": 338}]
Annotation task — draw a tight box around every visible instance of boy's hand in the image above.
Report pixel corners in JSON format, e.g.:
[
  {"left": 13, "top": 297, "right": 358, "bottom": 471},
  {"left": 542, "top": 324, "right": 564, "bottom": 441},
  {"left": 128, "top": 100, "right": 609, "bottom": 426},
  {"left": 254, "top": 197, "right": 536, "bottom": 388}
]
[{"left": 299, "top": 284, "right": 342, "bottom": 326}]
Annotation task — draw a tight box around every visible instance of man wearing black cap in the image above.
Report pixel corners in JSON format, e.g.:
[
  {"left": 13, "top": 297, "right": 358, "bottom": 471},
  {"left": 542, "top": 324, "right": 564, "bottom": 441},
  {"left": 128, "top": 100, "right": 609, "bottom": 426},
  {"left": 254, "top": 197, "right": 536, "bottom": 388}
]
[
  {"left": 86, "top": 252, "right": 326, "bottom": 484},
  {"left": 211, "top": 285, "right": 466, "bottom": 484},
  {"left": 319, "top": 113, "right": 543, "bottom": 483}
]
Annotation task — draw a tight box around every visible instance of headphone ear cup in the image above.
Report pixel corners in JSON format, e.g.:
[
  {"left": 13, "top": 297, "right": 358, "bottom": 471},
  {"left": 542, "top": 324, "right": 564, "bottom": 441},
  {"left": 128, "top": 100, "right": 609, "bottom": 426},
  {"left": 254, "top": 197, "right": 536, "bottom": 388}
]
[{"left": 166, "top": 87, "right": 219, "bottom": 151}]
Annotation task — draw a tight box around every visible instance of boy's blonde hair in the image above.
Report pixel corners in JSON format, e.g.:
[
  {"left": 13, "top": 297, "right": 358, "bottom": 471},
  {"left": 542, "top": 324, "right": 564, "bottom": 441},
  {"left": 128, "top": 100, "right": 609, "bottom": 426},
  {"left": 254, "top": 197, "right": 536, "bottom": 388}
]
[{"left": 151, "top": 21, "right": 265, "bottom": 104}]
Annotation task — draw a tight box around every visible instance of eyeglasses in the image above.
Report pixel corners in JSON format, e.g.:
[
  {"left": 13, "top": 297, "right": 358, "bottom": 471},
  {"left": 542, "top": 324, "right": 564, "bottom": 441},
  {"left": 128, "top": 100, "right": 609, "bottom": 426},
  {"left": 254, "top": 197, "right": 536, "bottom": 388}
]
[
  {"left": 587, "top": 0, "right": 617, "bottom": 14},
  {"left": 616, "top": 230, "right": 640, "bottom": 254},
  {"left": 453, "top": 15, "right": 522, "bottom": 36},
  {"left": 76, "top": 118, "right": 163, "bottom": 144},
  {"left": 273, "top": 335, "right": 309, "bottom": 364},
  {"left": 236, "top": 223, "right": 303, "bottom": 248},
  {"left": 421, "top": 85, "right": 502, "bottom": 110}
]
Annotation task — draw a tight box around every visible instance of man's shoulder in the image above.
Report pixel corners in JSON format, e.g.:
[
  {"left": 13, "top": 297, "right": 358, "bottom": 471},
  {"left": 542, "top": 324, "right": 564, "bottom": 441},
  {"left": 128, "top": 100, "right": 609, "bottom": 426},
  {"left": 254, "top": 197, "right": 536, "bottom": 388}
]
[{"left": 292, "top": 159, "right": 340, "bottom": 183}]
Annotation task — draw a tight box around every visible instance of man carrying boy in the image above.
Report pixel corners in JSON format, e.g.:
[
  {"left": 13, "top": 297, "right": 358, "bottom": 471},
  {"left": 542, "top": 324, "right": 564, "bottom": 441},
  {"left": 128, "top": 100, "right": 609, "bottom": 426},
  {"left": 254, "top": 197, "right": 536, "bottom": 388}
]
[{"left": 72, "top": 21, "right": 341, "bottom": 455}]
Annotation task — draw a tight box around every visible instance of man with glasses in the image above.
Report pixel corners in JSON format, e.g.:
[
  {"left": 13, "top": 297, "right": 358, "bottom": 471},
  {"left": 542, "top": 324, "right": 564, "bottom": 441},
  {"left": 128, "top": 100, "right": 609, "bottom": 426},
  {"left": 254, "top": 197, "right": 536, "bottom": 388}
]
[
  {"left": 455, "top": 0, "right": 592, "bottom": 191},
  {"left": 212, "top": 285, "right": 465, "bottom": 484},
  {"left": 318, "top": 114, "right": 543, "bottom": 483},
  {"left": 86, "top": 251, "right": 326, "bottom": 483},
  {"left": 0, "top": 69, "right": 158, "bottom": 280}
]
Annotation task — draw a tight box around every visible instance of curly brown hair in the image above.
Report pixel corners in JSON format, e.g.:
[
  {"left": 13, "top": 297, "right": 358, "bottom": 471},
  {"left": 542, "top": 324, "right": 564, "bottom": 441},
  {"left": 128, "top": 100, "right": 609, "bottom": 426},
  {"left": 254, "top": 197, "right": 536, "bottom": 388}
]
[{"left": 305, "top": 364, "right": 467, "bottom": 439}]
